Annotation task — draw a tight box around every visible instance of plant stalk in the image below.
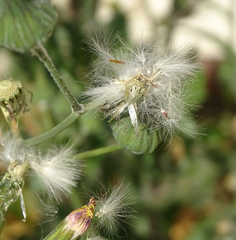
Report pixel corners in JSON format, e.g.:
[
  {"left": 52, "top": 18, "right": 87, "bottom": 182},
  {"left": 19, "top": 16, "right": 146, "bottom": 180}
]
[
  {"left": 25, "top": 112, "right": 79, "bottom": 146},
  {"left": 31, "top": 44, "right": 84, "bottom": 114},
  {"left": 74, "top": 143, "right": 123, "bottom": 159}
]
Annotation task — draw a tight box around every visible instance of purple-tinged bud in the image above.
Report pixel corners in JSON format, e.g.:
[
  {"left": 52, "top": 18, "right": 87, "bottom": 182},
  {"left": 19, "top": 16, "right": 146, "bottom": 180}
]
[
  {"left": 43, "top": 198, "right": 97, "bottom": 240},
  {"left": 65, "top": 197, "right": 96, "bottom": 237}
]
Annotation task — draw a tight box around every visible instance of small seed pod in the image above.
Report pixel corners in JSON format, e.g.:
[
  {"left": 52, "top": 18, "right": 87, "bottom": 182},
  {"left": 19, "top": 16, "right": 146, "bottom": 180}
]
[{"left": 0, "top": 79, "right": 32, "bottom": 120}]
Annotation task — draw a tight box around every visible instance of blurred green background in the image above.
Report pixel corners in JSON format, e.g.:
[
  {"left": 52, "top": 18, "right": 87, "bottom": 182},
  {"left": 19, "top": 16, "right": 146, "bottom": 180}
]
[{"left": 1, "top": 0, "right": 236, "bottom": 239}]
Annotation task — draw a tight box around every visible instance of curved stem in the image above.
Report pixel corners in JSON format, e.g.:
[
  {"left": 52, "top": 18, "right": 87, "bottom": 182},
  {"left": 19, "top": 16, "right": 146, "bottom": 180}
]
[
  {"left": 25, "top": 112, "right": 79, "bottom": 146},
  {"left": 74, "top": 143, "right": 123, "bottom": 159},
  {"left": 31, "top": 44, "right": 84, "bottom": 114}
]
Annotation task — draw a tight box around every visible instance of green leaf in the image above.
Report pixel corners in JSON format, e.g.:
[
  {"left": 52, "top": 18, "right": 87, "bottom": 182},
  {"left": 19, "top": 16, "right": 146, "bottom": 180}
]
[
  {"left": 110, "top": 116, "right": 161, "bottom": 154},
  {"left": 0, "top": 0, "right": 58, "bottom": 53}
]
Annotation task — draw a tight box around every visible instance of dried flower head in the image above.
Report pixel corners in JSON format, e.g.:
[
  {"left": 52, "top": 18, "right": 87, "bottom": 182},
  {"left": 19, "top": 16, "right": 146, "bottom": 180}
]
[
  {"left": 84, "top": 34, "right": 200, "bottom": 142},
  {"left": 0, "top": 79, "right": 32, "bottom": 120}
]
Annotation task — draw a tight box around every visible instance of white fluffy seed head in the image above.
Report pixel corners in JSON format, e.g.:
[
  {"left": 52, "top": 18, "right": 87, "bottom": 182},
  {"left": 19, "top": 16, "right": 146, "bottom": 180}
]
[
  {"left": 84, "top": 34, "right": 200, "bottom": 141},
  {"left": 94, "top": 182, "right": 135, "bottom": 237},
  {"left": 30, "top": 145, "right": 82, "bottom": 202}
]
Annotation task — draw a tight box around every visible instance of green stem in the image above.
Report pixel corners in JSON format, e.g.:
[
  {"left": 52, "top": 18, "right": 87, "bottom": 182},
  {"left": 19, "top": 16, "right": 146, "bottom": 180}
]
[
  {"left": 0, "top": 212, "right": 6, "bottom": 233},
  {"left": 31, "top": 44, "right": 84, "bottom": 114},
  {"left": 0, "top": 108, "right": 10, "bottom": 133},
  {"left": 74, "top": 143, "right": 123, "bottom": 159},
  {"left": 25, "top": 112, "right": 79, "bottom": 146}
]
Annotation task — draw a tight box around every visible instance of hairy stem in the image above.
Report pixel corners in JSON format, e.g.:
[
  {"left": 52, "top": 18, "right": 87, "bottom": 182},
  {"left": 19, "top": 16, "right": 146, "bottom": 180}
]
[
  {"left": 74, "top": 143, "right": 123, "bottom": 159},
  {"left": 31, "top": 44, "right": 84, "bottom": 114},
  {"left": 25, "top": 112, "right": 79, "bottom": 146}
]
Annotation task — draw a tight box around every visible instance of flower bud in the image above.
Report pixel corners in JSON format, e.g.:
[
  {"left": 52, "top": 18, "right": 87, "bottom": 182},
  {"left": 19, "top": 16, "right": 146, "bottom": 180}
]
[
  {"left": 65, "top": 197, "right": 96, "bottom": 238},
  {"left": 43, "top": 198, "right": 96, "bottom": 240}
]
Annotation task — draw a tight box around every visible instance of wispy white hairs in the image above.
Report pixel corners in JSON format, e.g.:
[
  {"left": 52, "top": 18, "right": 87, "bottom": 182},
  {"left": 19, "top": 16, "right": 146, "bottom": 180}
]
[
  {"left": 30, "top": 145, "right": 82, "bottom": 201},
  {"left": 94, "top": 181, "right": 135, "bottom": 237}
]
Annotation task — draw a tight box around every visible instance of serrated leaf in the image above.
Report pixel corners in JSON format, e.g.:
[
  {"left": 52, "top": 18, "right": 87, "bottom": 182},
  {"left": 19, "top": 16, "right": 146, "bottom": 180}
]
[
  {"left": 0, "top": 0, "right": 58, "bottom": 53},
  {"left": 110, "top": 116, "right": 160, "bottom": 154}
]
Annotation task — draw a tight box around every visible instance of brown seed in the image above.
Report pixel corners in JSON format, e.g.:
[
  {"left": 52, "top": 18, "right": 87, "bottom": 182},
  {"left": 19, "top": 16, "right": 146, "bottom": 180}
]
[{"left": 109, "top": 59, "right": 125, "bottom": 64}]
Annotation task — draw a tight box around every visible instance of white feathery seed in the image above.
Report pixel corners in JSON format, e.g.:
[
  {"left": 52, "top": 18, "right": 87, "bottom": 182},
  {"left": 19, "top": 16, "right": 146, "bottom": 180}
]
[
  {"left": 30, "top": 145, "right": 82, "bottom": 201},
  {"left": 94, "top": 182, "right": 134, "bottom": 236},
  {"left": 84, "top": 34, "right": 200, "bottom": 141}
]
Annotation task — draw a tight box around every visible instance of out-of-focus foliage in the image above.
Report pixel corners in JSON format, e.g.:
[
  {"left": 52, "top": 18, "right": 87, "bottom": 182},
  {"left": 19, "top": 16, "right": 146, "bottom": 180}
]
[{"left": 1, "top": 0, "right": 236, "bottom": 240}]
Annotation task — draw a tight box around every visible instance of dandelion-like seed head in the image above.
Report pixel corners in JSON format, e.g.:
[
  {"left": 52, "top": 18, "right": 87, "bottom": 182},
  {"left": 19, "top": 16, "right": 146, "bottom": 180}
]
[{"left": 84, "top": 34, "right": 200, "bottom": 142}]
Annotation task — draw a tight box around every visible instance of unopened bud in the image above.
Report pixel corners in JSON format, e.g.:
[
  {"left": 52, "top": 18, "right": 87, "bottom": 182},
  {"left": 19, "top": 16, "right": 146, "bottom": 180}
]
[
  {"left": 65, "top": 197, "right": 96, "bottom": 237},
  {"left": 43, "top": 198, "right": 96, "bottom": 240}
]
